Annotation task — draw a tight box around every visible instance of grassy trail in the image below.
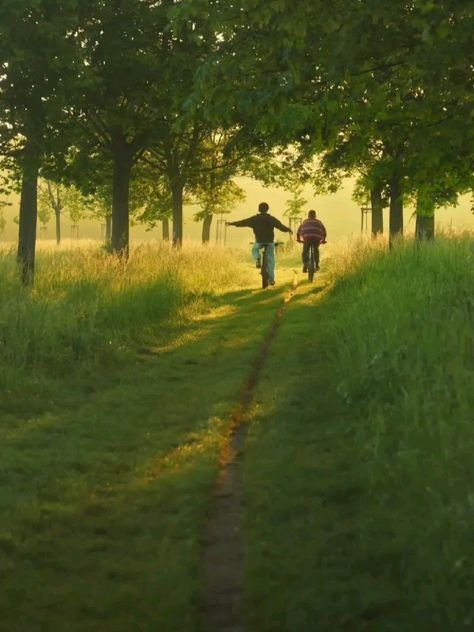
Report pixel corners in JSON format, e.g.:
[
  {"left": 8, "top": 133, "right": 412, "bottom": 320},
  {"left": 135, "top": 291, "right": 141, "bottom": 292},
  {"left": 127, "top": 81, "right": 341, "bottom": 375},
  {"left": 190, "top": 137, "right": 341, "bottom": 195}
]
[
  {"left": 2, "top": 239, "right": 473, "bottom": 631},
  {"left": 200, "top": 270, "right": 299, "bottom": 632},
  {"left": 0, "top": 258, "right": 298, "bottom": 632},
  {"left": 243, "top": 276, "right": 374, "bottom": 631}
]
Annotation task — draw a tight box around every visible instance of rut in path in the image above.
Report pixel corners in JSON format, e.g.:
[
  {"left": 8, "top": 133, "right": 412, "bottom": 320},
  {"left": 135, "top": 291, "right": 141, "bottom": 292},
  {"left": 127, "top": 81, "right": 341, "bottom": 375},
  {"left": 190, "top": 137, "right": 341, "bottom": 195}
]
[{"left": 199, "top": 283, "right": 296, "bottom": 632}]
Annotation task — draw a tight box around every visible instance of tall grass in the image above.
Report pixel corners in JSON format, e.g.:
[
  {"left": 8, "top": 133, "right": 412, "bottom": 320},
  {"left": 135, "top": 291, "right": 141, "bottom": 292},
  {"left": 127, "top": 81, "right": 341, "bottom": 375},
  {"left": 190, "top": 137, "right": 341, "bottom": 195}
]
[
  {"left": 327, "top": 235, "right": 474, "bottom": 624},
  {"left": 0, "top": 243, "right": 248, "bottom": 410},
  {"left": 0, "top": 241, "right": 291, "bottom": 632}
]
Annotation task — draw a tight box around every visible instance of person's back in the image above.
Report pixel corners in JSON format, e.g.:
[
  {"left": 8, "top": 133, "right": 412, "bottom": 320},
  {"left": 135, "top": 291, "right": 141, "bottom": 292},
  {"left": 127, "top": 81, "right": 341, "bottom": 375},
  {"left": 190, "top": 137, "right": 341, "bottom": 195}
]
[
  {"left": 297, "top": 217, "right": 326, "bottom": 243},
  {"left": 237, "top": 212, "right": 289, "bottom": 243},
  {"left": 226, "top": 202, "right": 292, "bottom": 284},
  {"left": 296, "top": 210, "right": 327, "bottom": 272}
]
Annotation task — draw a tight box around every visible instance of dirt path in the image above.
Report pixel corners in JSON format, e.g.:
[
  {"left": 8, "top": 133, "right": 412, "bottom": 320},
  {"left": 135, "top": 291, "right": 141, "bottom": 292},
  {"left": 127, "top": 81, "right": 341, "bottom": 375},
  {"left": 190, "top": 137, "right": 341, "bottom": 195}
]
[{"left": 199, "top": 280, "right": 297, "bottom": 632}]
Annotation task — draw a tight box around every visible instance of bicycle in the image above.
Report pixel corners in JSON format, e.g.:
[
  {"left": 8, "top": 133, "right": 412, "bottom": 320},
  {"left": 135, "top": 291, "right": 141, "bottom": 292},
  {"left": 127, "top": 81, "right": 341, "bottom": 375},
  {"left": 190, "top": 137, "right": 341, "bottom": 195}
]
[
  {"left": 301, "top": 239, "right": 326, "bottom": 282},
  {"left": 307, "top": 242, "right": 317, "bottom": 283},
  {"left": 254, "top": 242, "right": 283, "bottom": 289}
]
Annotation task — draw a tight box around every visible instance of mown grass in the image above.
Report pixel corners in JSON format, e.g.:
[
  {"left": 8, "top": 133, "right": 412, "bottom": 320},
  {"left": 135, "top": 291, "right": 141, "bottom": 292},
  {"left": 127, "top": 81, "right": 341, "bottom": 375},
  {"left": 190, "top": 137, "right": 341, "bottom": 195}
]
[
  {"left": 244, "top": 235, "right": 474, "bottom": 630},
  {"left": 3, "top": 236, "right": 472, "bottom": 630},
  {"left": 0, "top": 242, "right": 297, "bottom": 631}
]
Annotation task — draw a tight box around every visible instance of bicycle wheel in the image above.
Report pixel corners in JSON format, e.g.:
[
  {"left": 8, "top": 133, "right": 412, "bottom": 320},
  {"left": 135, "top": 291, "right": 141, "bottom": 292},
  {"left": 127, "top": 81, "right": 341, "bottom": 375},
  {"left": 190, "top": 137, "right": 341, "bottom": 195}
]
[
  {"left": 261, "top": 248, "right": 269, "bottom": 288},
  {"left": 308, "top": 245, "right": 315, "bottom": 282}
]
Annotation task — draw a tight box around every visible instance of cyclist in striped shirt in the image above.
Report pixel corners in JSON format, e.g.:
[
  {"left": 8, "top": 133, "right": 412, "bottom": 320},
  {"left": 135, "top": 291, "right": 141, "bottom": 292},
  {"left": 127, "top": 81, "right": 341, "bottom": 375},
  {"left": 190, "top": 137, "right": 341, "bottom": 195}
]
[{"left": 296, "top": 210, "right": 327, "bottom": 273}]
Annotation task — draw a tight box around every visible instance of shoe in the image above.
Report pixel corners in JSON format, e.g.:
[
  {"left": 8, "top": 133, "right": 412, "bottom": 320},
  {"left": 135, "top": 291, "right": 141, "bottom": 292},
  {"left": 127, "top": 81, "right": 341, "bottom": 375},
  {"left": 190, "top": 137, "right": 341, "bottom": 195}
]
[
  {"left": 269, "top": 280, "right": 275, "bottom": 286},
  {"left": 302, "top": 265, "right": 307, "bottom": 273},
  {"left": 256, "top": 257, "right": 261, "bottom": 269}
]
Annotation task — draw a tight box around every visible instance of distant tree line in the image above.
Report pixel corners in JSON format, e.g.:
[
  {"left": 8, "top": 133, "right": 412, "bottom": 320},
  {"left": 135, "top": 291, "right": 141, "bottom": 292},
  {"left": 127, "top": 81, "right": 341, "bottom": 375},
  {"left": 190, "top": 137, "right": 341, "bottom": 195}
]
[{"left": 0, "top": 0, "right": 472, "bottom": 283}]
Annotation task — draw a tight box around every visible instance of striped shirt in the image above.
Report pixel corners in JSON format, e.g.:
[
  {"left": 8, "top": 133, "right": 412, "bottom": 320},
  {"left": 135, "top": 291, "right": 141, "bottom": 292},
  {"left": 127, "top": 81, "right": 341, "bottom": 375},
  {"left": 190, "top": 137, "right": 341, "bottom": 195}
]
[{"left": 296, "top": 218, "right": 327, "bottom": 243}]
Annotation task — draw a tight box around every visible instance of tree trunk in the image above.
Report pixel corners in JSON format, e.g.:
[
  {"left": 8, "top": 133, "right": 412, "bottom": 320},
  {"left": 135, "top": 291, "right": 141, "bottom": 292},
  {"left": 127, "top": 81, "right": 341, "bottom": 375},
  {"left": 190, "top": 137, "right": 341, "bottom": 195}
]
[
  {"left": 389, "top": 175, "right": 403, "bottom": 246},
  {"left": 17, "top": 140, "right": 39, "bottom": 285},
  {"left": 415, "top": 214, "right": 435, "bottom": 240},
  {"left": 415, "top": 194, "right": 435, "bottom": 241},
  {"left": 105, "top": 215, "right": 112, "bottom": 242},
  {"left": 171, "top": 183, "right": 184, "bottom": 246},
  {"left": 55, "top": 209, "right": 61, "bottom": 245},
  {"left": 202, "top": 214, "right": 213, "bottom": 243},
  {"left": 111, "top": 148, "right": 132, "bottom": 255},
  {"left": 162, "top": 217, "right": 170, "bottom": 241},
  {"left": 370, "top": 186, "right": 383, "bottom": 237}
]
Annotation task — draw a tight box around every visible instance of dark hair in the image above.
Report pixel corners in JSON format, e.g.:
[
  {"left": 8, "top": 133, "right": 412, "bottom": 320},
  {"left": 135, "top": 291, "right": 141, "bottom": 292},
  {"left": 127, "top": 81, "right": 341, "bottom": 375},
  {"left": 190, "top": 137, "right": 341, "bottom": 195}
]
[
  {"left": 258, "top": 202, "right": 269, "bottom": 213},
  {"left": 308, "top": 210, "right": 316, "bottom": 218}
]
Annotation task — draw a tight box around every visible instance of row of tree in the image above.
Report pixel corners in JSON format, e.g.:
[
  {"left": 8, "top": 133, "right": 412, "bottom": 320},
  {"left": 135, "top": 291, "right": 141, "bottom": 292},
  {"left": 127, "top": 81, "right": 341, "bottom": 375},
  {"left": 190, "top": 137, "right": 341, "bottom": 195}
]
[
  {"left": 0, "top": 0, "right": 472, "bottom": 283},
  {"left": 32, "top": 170, "right": 244, "bottom": 245},
  {"left": 213, "top": 0, "right": 473, "bottom": 240}
]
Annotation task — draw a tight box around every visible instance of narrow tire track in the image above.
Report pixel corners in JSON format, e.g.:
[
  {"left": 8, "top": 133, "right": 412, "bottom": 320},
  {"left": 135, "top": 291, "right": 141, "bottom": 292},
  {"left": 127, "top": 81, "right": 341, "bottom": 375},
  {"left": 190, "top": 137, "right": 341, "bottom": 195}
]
[{"left": 199, "top": 280, "right": 297, "bottom": 632}]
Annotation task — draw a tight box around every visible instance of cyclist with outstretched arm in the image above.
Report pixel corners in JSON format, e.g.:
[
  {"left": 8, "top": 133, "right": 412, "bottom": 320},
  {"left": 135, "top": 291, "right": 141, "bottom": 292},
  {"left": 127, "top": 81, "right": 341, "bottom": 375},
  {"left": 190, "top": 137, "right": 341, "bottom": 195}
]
[
  {"left": 226, "top": 202, "right": 292, "bottom": 285},
  {"left": 296, "top": 209, "right": 327, "bottom": 272}
]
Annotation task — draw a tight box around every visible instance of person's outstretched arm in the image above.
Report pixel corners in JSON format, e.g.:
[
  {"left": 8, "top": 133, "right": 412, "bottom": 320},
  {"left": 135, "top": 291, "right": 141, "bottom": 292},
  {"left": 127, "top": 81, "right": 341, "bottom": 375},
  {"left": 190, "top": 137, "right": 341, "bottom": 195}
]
[
  {"left": 226, "top": 217, "right": 253, "bottom": 228},
  {"left": 273, "top": 217, "right": 292, "bottom": 234}
]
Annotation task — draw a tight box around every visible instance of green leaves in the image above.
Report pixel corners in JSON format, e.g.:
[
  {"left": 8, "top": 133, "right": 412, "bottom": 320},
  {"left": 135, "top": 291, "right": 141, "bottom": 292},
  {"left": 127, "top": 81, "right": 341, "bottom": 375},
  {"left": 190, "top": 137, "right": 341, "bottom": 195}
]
[{"left": 1, "top": 0, "right": 472, "bottom": 251}]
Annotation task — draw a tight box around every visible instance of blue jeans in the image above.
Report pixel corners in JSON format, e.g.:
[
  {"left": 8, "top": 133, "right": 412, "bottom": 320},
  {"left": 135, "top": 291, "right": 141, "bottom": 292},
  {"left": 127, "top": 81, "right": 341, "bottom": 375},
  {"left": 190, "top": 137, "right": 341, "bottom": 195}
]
[{"left": 252, "top": 243, "right": 275, "bottom": 282}]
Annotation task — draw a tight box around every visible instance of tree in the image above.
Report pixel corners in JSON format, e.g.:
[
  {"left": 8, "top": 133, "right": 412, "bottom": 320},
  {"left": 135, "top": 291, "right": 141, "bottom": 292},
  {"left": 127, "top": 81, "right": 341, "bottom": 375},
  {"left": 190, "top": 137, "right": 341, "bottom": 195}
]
[
  {"left": 283, "top": 183, "right": 307, "bottom": 219},
  {"left": 189, "top": 131, "right": 246, "bottom": 242},
  {"left": 0, "top": 170, "right": 12, "bottom": 238},
  {"left": 132, "top": 167, "right": 174, "bottom": 242},
  {"left": 200, "top": 0, "right": 473, "bottom": 246},
  {"left": 38, "top": 181, "right": 67, "bottom": 245},
  {"left": 38, "top": 179, "right": 100, "bottom": 244},
  {"left": 194, "top": 178, "right": 245, "bottom": 243},
  {"left": 67, "top": 0, "right": 229, "bottom": 251},
  {"left": 303, "top": 0, "right": 474, "bottom": 243},
  {"left": 0, "top": 0, "right": 79, "bottom": 283},
  {"left": 83, "top": 184, "right": 113, "bottom": 243},
  {"left": 0, "top": 210, "right": 6, "bottom": 237},
  {"left": 37, "top": 198, "right": 53, "bottom": 236},
  {"left": 65, "top": 0, "right": 166, "bottom": 254}
]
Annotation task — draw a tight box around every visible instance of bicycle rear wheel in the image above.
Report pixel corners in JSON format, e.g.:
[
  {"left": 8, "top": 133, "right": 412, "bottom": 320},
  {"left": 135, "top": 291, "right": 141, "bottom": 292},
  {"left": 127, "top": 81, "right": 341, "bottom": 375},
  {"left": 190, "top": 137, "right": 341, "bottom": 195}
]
[{"left": 308, "top": 246, "right": 316, "bottom": 282}]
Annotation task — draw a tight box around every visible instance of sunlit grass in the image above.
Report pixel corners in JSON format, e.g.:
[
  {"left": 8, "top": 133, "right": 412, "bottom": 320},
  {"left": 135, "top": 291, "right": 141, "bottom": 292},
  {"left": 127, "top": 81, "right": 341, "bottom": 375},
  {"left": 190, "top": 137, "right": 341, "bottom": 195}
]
[
  {"left": 244, "top": 234, "right": 474, "bottom": 630},
  {"left": 3, "top": 234, "right": 472, "bottom": 629},
  {"left": 132, "top": 416, "right": 227, "bottom": 489},
  {"left": 0, "top": 245, "right": 293, "bottom": 632},
  {"left": 0, "top": 243, "right": 250, "bottom": 412},
  {"left": 325, "top": 235, "right": 474, "bottom": 625}
]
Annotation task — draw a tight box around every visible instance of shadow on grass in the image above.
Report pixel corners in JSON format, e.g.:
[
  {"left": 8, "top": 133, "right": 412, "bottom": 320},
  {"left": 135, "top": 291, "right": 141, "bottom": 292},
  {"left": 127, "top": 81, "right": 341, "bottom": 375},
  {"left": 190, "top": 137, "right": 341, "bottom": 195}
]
[
  {"left": 0, "top": 278, "right": 296, "bottom": 632},
  {"left": 243, "top": 290, "right": 396, "bottom": 632},
  {"left": 243, "top": 275, "right": 466, "bottom": 632}
]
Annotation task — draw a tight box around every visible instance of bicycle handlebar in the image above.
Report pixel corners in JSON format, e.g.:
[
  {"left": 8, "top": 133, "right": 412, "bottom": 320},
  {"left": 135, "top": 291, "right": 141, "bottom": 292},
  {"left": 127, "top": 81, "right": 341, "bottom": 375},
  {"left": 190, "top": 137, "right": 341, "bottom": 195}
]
[
  {"left": 250, "top": 242, "right": 284, "bottom": 246},
  {"left": 297, "top": 239, "right": 328, "bottom": 245}
]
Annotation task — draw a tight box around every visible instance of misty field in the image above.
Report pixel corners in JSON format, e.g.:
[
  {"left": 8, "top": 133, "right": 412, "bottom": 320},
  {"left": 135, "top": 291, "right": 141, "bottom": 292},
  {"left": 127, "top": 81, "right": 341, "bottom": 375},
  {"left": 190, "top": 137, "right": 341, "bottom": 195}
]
[{"left": 0, "top": 237, "right": 473, "bottom": 631}]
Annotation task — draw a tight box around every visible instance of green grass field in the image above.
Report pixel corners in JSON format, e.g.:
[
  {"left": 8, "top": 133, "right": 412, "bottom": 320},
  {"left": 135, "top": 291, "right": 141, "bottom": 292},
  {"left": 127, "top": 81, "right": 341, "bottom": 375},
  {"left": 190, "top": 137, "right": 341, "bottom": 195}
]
[
  {"left": 245, "top": 236, "right": 474, "bottom": 631},
  {"left": 0, "top": 237, "right": 473, "bottom": 631}
]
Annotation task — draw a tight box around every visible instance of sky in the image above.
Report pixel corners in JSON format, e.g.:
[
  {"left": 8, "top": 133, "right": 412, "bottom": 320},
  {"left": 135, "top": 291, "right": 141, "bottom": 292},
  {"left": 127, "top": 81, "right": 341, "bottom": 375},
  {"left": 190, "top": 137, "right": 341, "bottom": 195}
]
[{"left": 1, "top": 176, "right": 472, "bottom": 247}]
